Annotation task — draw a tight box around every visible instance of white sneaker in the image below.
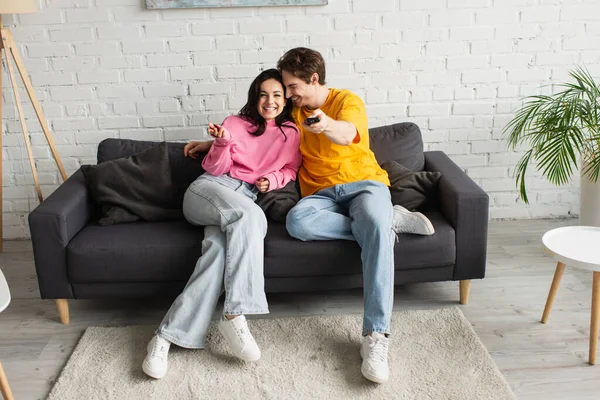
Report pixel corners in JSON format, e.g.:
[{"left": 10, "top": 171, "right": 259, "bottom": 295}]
[
  {"left": 218, "top": 315, "right": 261, "bottom": 362},
  {"left": 142, "top": 335, "right": 171, "bottom": 379},
  {"left": 360, "top": 332, "right": 390, "bottom": 383},
  {"left": 392, "top": 205, "right": 435, "bottom": 235}
]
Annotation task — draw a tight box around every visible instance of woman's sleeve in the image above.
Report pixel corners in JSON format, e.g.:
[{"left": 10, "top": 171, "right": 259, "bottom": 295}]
[
  {"left": 201, "top": 118, "right": 235, "bottom": 176},
  {"left": 262, "top": 127, "right": 303, "bottom": 191}
]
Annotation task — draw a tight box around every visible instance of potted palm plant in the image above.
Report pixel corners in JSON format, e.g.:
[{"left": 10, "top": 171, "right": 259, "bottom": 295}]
[{"left": 505, "top": 66, "right": 600, "bottom": 225}]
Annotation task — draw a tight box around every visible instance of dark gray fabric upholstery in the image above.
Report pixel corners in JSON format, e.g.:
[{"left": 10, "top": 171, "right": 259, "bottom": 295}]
[
  {"left": 29, "top": 123, "right": 489, "bottom": 301},
  {"left": 71, "top": 265, "right": 454, "bottom": 299},
  {"left": 67, "top": 211, "right": 454, "bottom": 284},
  {"left": 97, "top": 138, "right": 205, "bottom": 205},
  {"left": 82, "top": 142, "right": 183, "bottom": 225},
  {"left": 264, "top": 211, "right": 454, "bottom": 278},
  {"left": 67, "top": 220, "right": 203, "bottom": 283},
  {"left": 256, "top": 180, "right": 301, "bottom": 223},
  {"left": 369, "top": 122, "right": 425, "bottom": 171},
  {"left": 424, "top": 151, "right": 489, "bottom": 280},
  {"left": 382, "top": 160, "right": 441, "bottom": 211},
  {"left": 28, "top": 170, "right": 90, "bottom": 298}
]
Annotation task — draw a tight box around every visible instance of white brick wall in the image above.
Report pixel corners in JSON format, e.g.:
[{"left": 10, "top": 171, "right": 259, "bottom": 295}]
[{"left": 2, "top": 0, "right": 597, "bottom": 239}]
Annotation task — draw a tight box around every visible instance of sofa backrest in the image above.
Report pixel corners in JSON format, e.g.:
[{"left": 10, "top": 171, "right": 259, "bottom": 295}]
[
  {"left": 369, "top": 122, "right": 424, "bottom": 171},
  {"left": 97, "top": 139, "right": 205, "bottom": 204},
  {"left": 96, "top": 121, "right": 424, "bottom": 199}
]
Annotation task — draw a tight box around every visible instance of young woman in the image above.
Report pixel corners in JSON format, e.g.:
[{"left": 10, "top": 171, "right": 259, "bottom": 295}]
[{"left": 143, "top": 69, "right": 302, "bottom": 379}]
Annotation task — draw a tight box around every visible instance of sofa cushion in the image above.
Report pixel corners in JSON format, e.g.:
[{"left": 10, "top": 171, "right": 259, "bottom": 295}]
[
  {"left": 96, "top": 122, "right": 425, "bottom": 201},
  {"left": 82, "top": 142, "right": 182, "bottom": 225},
  {"left": 97, "top": 138, "right": 205, "bottom": 205},
  {"left": 264, "top": 210, "right": 455, "bottom": 278},
  {"left": 369, "top": 122, "right": 424, "bottom": 171},
  {"left": 382, "top": 160, "right": 441, "bottom": 211},
  {"left": 67, "top": 220, "right": 203, "bottom": 283},
  {"left": 67, "top": 210, "right": 455, "bottom": 284}
]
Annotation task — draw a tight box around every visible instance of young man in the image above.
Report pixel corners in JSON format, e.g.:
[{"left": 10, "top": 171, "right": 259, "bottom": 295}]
[{"left": 277, "top": 47, "right": 434, "bottom": 384}]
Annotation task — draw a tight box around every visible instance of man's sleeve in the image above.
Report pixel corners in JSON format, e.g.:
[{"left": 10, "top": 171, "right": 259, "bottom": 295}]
[{"left": 337, "top": 94, "right": 369, "bottom": 144}]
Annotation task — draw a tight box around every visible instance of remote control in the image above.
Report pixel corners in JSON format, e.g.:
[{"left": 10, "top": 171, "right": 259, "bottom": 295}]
[{"left": 304, "top": 117, "right": 320, "bottom": 125}]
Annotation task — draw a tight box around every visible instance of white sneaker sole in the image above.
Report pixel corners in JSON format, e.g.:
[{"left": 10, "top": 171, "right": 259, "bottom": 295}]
[
  {"left": 238, "top": 352, "right": 260, "bottom": 362},
  {"left": 361, "top": 364, "right": 388, "bottom": 384},
  {"left": 142, "top": 360, "right": 167, "bottom": 379}
]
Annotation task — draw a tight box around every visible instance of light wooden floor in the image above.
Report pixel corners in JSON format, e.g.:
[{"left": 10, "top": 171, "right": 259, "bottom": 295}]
[{"left": 1, "top": 218, "right": 599, "bottom": 399}]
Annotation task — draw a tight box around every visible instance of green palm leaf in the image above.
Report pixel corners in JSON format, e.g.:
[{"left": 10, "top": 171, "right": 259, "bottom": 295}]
[{"left": 503, "top": 66, "right": 600, "bottom": 203}]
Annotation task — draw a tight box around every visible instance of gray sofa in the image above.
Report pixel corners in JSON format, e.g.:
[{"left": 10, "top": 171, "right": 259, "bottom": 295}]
[{"left": 28, "top": 122, "right": 489, "bottom": 325}]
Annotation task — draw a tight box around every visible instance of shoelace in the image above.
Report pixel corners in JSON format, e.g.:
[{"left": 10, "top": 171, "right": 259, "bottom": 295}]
[
  {"left": 151, "top": 339, "right": 169, "bottom": 359},
  {"left": 234, "top": 319, "right": 257, "bottom": 344},
  {"left": 368, "top": 337, "right": 389, "bottom": 363}
]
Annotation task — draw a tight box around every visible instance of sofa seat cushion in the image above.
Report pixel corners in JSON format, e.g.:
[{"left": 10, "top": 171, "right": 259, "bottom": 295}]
[
  {"left": 67, "top": 221, "right": 202, "bottom": 283},
  {"left": 264, "top": 210, "right": 455, "bottom": 278},
  {"left": 68, "top": 211, "right": 455, "bottom": 284}
]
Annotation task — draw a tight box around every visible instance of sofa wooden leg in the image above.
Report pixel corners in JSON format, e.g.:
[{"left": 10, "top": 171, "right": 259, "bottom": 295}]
[
  {"left": 459, "top": 280, "right": 471, "bottom": 305},
  {"left": 56, "top": 299, "right": 70, "bottom": 325}
]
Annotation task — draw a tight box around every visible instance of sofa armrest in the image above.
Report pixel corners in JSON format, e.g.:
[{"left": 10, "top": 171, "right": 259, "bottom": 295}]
[
  {"left": 28, "top": 169, "right": 91, "bottom": 299},
  {"left": 424, "top": 151, "right": 489, "bottom": 280}
]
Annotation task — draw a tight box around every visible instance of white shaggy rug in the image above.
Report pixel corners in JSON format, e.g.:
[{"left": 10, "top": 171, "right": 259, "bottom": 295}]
[{"left": 48, "top": 307, "right": 514, "bottom": 399}]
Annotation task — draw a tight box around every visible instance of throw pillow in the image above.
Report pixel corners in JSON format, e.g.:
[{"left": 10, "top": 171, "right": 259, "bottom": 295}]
[
  {"left": 81, "top": 141, "right": 183, "bottom": 225},
  {"left": 381, "top": 160, "right": 441, "bottom": 211},
  {"left": 256, "top": 180, "right": 301, "bottom": 223}
]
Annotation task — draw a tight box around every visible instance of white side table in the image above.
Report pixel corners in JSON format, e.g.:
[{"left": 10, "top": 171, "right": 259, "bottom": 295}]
[
  {"left": 0, "top": 269, "right": 14, "bottom": 400},
  {"left": 541, "top": 226, "right": 600, "bottom": 365}
]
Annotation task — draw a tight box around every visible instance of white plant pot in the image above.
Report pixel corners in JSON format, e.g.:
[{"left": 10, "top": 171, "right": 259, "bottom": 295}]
[{"left": 580, "top": 167, "right": 600, "bottom": 227}]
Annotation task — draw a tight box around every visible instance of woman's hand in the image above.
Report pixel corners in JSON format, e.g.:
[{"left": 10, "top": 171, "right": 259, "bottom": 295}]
[
  {"left": 255, "top": 177, "right": 270, "bottom": 193},
  {"left": 208, "top": 122, "right": 226, "bottom": 139},
  {"left": 184, "top": 140, "right": 213, "bottom": 159}
]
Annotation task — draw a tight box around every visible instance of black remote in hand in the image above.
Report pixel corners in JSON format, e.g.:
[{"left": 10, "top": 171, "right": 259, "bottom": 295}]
[{"left": 304, "top": 117, "right": 320, "bottom": 125}]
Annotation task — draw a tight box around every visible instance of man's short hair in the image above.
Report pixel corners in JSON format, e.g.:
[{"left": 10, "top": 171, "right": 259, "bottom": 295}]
[{"left": 277, "top": 47, "right": 326, "bottom": 85}]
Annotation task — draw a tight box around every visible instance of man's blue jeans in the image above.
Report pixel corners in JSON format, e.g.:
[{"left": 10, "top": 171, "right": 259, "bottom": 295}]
[{"left": 286, "top": 180, "right": 395, "bottom": 336}]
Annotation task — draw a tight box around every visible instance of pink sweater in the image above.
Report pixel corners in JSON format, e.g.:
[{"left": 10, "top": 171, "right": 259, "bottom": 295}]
[{"left": 202, "top": 115, "right": 302, "bottom": 192}]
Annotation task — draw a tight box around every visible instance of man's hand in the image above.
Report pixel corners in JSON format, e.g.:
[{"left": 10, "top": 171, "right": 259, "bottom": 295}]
[
  {"left": 302, "top": 109, "right": 329, "bottom": 135},
  {"left": 304, "top": 109, "right": 357, "bottom": 146},
  {"left": 208, "top": 122, "right": 226, "bottom": 139},
  {"left": 255, "top": 177, "right": 270, "bottom": 193},
  {"left": 184, "top": 140, "right": 213, "bottom": 159}
]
